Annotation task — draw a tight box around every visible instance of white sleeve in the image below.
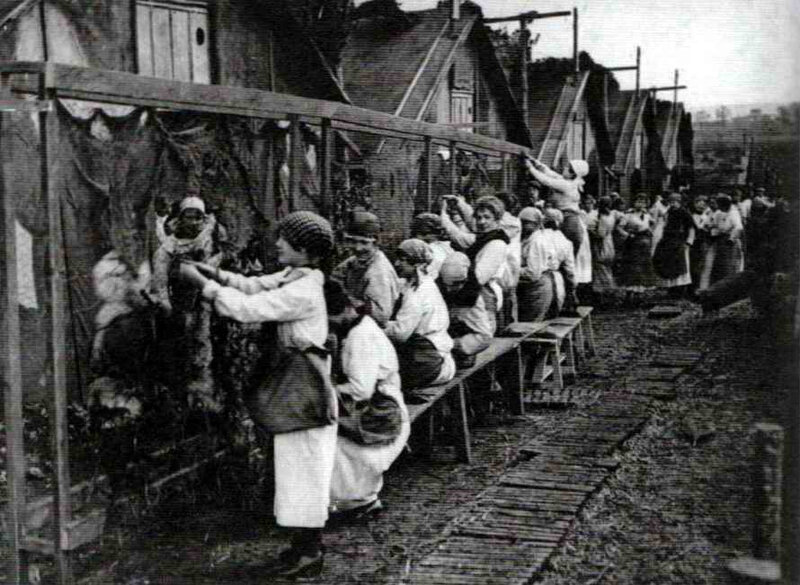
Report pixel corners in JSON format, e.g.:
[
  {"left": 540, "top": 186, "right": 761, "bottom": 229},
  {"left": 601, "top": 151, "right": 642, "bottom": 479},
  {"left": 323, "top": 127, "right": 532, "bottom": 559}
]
[
  {"left": 525, "top": 160, "right": 574, "bottom": 192},
  {"left": 222, "top": 269, "right": 286, "bottom": 294},
  {"left": 384, "top": 291, "right": 425, "bottom": 343},
  {"left": 202, "top": 275, "right": 316, "bottom": 324},
  {"left": 441, "top": 208, "right": 477, "bottom": 250},
  {"left": 474, "top": 240, "right": 507, "bottom": 285},
  {"left": 336, "top": 327, "right": 380, "bottom": 401}
]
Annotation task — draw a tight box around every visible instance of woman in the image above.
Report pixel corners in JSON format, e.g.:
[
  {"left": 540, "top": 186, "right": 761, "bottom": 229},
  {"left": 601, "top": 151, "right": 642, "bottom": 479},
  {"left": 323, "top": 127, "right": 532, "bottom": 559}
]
[
  {"left": 524, "top": 157, "right": 592, "bottom": 291},
  {"left": 589, "top": 195, "right": 617, "bottom": 302},
  {"left": 704, "top": 193, "right": 744, "bottom": 288},
  {"left": 653, "top": 192, "right": 695, "bottom": 297},
  {"left": 178, "top": 211, "right": 336, "bottom": 579},
  {"left": 690, "top": 195, "right": 711, "bottom": 294},
  {"left": 617, "top": 193, "right": 658, "bottom": 296},
  {"left": 440, "top": 195, "right": 510, "bottom": 330},
  {"left": 326, "top": 281, "right": 410, "bottom": 520},
  {"left": 517, "top": 206, "right": 556, "bottom": 322},
  {"left": 385, "top": 239, "right": 456, "bottom": 395},
  {"left": 542, "top": 208, "right": 578, "bottom": 316},
  {"left": 649, "top": 192, "right": 669, "bottom": 256}
]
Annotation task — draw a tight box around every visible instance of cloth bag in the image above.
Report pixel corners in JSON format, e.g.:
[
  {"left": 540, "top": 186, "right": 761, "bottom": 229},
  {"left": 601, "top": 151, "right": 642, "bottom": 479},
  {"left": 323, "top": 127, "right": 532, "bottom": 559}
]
[
  {"left": 245, "top": 348, "right": 336, "bottom": 434},
  {"left": 337, "top": 381, "right": 403, "bottom": 446}
]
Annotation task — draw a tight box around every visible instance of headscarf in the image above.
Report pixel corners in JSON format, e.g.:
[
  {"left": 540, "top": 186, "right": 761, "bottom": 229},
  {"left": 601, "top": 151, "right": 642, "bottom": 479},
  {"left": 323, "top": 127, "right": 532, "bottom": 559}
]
[
  {"left": 179, "top": 196, "right": 206, "bottom": 215},
  {"left": 518, "top": 207, "right": 543, "bottom": 224},
  {"left": 411, "top": 213, "right": 444, "bottom": 238},
  {"left": 439, "top": 251, "right": 470, "bottom": 285},
  {"left": 397, "top": 238, "right": 433, "bottom": 266},
  {"left": 473, "top": 195, "right": 505, "bottom": 221},
  {"left": 569, "top": 160, "right": 589, "bottom": 193},
  {"left": 543, "top": 208, "right": 564, "bottom": 228}
]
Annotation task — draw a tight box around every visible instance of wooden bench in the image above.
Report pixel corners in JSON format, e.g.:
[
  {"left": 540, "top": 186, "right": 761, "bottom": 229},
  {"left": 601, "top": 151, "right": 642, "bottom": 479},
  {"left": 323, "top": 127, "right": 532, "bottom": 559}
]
[
  {"left": 524, "top": 317, "right": 581, "bottom": 396},
  {"left": 406, "top": 326, "right": 545, "bottom": 463},
  {"left": 574, "top": 306, "right": 596, "bottom": 358}
]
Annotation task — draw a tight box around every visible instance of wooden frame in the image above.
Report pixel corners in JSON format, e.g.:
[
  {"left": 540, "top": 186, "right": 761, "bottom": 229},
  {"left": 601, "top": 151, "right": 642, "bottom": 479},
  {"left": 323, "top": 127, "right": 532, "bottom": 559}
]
[{"left": 0, "top": 60, "right": 536, "bottom": 585}]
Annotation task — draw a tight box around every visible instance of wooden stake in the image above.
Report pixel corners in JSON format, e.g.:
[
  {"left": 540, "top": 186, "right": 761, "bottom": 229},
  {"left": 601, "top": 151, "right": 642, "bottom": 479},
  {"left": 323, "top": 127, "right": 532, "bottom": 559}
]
[
  {"left": 320, "top": 118, "right": 332, "bottom": 217},
  {"left": 424, "top": 135, "right": 434, "bottom": 211},
  {"left": 449, "top": 141, "right": 458, "bottom": 196},
  {"left": 635, "top": 47, "right": 641, "bottom": 95},
  {"left": 288, "top": 114, "right": 301, "bottom": 213},
  {"left": 573, "top": 7, "right": 579, "bottom": 74},
  {"left": 41, "top": 82, "right": 72, "bottom": 585},
  {"left": 0, "top": 82, "right": 29, "bottom": 585}
]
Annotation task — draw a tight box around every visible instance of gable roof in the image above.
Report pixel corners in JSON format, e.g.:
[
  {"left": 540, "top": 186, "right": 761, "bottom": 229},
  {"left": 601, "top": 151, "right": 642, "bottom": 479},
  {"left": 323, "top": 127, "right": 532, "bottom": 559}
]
[
  {"left": 608, "top": 89, "right": 650, "bottom": 171},
  {"left": 531, "top": 70, "right": 590, "bottom": 166},
  {"left": 339, "top": 2, "right": 530, "bottom": 148},
  {"left": 655, "top": 98, "right": 685, "bottom": 162}
]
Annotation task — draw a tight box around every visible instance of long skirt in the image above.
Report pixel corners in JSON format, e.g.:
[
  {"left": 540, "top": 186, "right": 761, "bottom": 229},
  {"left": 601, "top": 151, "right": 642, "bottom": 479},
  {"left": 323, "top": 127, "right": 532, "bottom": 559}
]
[
  {"left": 619, "top": 233, "right": 657, "bottom": 290},
  {"left": 517, "top": 275, "right": 554, "bottom": 322},
  {"left": 710, "top": 238, "right": 743, "bottom": 285},
  {"left": 274, "top": 424, "right": 338, "bottom": 527},
  {"left": 563, "top": 210, "right": 592, "bottom": 284},
  {"left": 330, "top": 400, "right": 410, "bottom": 512},
  {"left": 591, "top": 236, "right": 616, "bottom": 292}
]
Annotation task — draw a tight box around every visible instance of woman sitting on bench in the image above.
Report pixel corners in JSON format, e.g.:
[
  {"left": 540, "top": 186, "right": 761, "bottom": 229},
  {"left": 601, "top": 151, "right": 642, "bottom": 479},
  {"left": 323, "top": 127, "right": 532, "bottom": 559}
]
[
  {"left": 438, "top": 251, "right": 494, "bottom": 369},
  {"left": 325, "top": 281, "right": 410, "bottom": 521},
  {"left": 385, "top": 239, "right": 456, "bottom": 397}
]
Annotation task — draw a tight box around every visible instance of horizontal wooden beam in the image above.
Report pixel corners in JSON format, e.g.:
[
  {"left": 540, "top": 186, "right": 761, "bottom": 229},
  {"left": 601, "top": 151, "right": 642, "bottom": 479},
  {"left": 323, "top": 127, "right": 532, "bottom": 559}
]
[
  {"left": 0, "top": 62, "right": 531, "bottom": 157},
  {"left": 650, "top": 85, "right": 687, "bottom": 92},
  {"left": 484, "top": 10, "right": 571, "bottom": 24},
  {"left": 605, "top": 65, "right": 638, "bottom": 72}
]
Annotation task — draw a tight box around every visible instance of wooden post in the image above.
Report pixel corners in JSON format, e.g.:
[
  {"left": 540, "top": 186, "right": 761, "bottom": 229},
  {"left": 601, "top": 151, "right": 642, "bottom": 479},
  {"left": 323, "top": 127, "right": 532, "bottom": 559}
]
[
  {"left": 519, "top": 17, "right": 530, "bottom": 125},
  {"left": 673, "top": 69, "right": 679, "bottom": 107},
  {"left": 501, "top": 153, "right": 509, "bottom": 192},
  {"left": 319, "top": 118, "right": 332, "bottom": 217},
  {"left": 41, "top": 83, "right": 72, "bottom": 585},
  {"left": 0, "top": 96, "right": 29, "bottom": 585},
  {"left": 424, "top": 135, "right": 434, "bottom": 211},
  {"left": 753, "top": 423, "right": 783, "bottom": 561},
  {"left": 573, "top": 7, "right": 579, "bottom": 74},
  {"left": 449, "top": 141, "right": 458, "bottom": 196},
  {"left": 288, "top": 114, "right": 302, "bottom": 213},
  {"left": 635, "top": 46, "right": 641, "bottom": 96}
]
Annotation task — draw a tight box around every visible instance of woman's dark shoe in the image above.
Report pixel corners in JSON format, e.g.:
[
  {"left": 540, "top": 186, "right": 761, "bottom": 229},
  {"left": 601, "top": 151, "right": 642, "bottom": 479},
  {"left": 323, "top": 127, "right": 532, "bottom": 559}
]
[
  {"left": 329, "top": 499, "right": 384, "bottom": 526},
  {"left": 274, "top": 549, "right": 323, "bottom": 581}
]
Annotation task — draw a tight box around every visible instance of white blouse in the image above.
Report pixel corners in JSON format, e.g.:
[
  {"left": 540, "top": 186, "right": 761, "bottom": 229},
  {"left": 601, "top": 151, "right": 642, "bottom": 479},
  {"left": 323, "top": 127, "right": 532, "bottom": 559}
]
[
  {"left": 337, "top": 316, "right": 402, "bottom": 403},
  {"left": 202, "top": 266, "right": 328, "bottom": 351},
  {"left": 385, "top": 275, "right": 454, "bottom": 355}
]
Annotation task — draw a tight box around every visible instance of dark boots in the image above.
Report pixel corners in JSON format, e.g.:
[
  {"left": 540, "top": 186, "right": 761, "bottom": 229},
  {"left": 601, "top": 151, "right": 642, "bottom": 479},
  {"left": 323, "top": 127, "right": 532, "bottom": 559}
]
[{"left": 273, "top": 528, "right": 324, "bottom": 580}]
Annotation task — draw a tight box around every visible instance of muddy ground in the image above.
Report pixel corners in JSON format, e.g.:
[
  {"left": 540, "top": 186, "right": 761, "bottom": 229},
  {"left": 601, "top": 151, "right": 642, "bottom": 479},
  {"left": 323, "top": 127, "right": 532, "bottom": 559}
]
[{"left": 5, "top": 295, "right": 796, "bottom": 584}]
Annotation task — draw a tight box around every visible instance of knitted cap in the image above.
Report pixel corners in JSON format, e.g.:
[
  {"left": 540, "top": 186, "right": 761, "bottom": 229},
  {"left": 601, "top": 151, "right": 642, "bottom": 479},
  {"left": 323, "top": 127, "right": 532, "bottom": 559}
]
[
  {"left": 278, "top": 211, "right": 335, "bottom": 259},
  {"left": 397, "top": 238, "right": 433, "bottom": 266},
  {"left": 345, "top": 210, "right": 381, "bottom": 240},
  {"left": 543, "top": 208, "right": 564, "bottom": 227},
  {"left": 179, "top": 196, "right": 206, "bottom": 214},
  {"left": 473, "top": 195, "right": 505, "bottom": 220},
  {"left": 411, "top": 213, "right": 443, "bottom": 237},
  {"left": 440, "top": 251, "right": 470, "bottom": 285},
  {"left": 518, "top": 207, "right": 543, "bottom": 224}
]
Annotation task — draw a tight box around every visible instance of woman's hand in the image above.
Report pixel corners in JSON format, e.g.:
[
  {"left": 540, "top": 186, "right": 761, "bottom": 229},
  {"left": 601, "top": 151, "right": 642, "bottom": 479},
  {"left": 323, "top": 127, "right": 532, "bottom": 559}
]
[
  {"left": 178, "top": 262, "right": 208, "bottom": 289},
  {"left": 185, "top": 261, "right": 218, "bottom": 279}
]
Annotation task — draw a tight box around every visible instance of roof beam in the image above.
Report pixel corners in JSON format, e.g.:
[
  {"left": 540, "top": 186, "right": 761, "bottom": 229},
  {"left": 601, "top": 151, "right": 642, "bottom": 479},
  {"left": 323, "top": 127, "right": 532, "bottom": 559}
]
[{"left": 483, "top": 10, "right": 571, "bottom": 24}]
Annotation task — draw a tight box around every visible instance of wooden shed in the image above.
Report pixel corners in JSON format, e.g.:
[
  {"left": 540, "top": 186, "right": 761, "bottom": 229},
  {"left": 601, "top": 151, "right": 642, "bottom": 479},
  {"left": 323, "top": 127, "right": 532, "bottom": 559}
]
[{"left": 339, "top": 0, "right": 531, "bottom": 244}]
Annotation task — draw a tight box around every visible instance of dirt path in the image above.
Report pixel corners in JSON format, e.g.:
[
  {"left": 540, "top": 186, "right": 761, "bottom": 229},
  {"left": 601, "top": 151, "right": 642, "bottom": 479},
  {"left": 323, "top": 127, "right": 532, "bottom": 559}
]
[{"left": 21, "top": 299, "right": 790, "bottom": 584}]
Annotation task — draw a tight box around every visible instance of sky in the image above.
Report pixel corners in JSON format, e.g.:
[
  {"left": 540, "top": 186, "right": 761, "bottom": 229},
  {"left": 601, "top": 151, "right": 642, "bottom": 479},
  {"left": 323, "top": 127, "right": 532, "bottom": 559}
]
[{"left": 375, "top": 0, "right": 800, "bottom": 112}]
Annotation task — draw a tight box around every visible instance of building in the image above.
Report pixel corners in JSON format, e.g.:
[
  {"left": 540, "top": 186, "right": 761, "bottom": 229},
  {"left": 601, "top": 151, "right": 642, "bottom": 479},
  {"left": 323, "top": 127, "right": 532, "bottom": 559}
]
[{"left": 339, "top": 0, "right": 531, "bottom": 243}]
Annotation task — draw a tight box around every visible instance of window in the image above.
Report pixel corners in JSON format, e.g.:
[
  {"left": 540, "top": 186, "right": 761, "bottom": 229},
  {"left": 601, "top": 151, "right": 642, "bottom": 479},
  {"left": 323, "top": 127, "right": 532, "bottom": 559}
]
[
  {"left": 450, "top": 90, "right": 474, "bottom": 132},
  {"left": 136, "top": 0, "right": 210, "bottom": 83}
]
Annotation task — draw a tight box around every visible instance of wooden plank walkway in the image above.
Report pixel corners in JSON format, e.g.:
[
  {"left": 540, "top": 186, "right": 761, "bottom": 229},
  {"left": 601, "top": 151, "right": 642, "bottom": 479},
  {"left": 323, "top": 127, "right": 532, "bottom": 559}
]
[{"left": 404, "top": 340, "right": 705, "bottom": 584}]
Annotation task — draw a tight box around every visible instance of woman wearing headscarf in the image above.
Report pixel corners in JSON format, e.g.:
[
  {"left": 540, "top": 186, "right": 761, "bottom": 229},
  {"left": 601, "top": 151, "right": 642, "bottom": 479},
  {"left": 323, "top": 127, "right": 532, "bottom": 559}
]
[
  {"left": 702, "top": 193, "right": 744, "bottom": 288},
  {"left": 524, "top": 157, "right": 592, "bottom": 293},
  {"left": 653, "top": 192, "right": 695, "bottom": 297},
  {"left": 386, "top": 239, "right": 456, "bottom": 395},
  {"left": 517, "top": 206, "right": 557, "bottom": 322},
  {"left": 411, "top": 212, "right": 453, "bottom": 281},
  {"left": 542, "top": 208, "right": 578, "bottom": 316},
  {"left": 589, "top": 195, "right": 618, "bottom": 303},
  {"left": 440, "top": 195, "right": 510, "bottom": 329},
  {"left": 617, "top": 193, "right": 658, "bottom": 297},
  {"left": 178, "top": 211, "right": 337, "bottom": 579},
  {"left": 326, "top": 281, "right": 409, "bottom": 521}
]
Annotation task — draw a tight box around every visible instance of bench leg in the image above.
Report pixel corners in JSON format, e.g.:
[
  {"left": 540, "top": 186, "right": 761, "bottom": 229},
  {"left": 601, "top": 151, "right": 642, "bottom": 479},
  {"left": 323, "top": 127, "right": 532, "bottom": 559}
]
[
  {"left": 553, "top": 344, "right": 564, "bottom": 391},
  {"left": 447, "top": 382, "right": 472, "bottom": 464},
  {"left": 504, "top": 347, "right": 525, "bottom": 416},
  {"left": 574, "top": 322, "right": 586, "bottom": 361},
  {"left": 586, "top": 315, "right": 597, "bottom": 356},
  {"left": 565, "top": 334, "right": 578, "bottom": 378}
]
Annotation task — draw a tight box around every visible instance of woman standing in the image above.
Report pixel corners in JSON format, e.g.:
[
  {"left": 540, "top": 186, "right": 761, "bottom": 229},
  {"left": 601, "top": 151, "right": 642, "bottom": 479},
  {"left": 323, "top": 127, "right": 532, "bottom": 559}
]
[
  {"left": 326, "top": 282, "right": 410, "bottom": 520},
  {"left": 589, "top": 196, "right": 618, "bottom": 303},
  {"left": 524, "top": 157, "right": 592, "bottom": 296},
  {"left": 706, "top": 193, "right": 744, "bottom": 287},
  {"left": 617, "top": 194, "right": 658, "bottom": 297},
  {"left": 690, "top": 196, "right": 711, "bottom": 294},
  {"left": 385, "top": 239, "right": 455, "bottom": 395},
  {"left": 653, "top": 192, "right": 695, "bottom": 297},
  {"left": 178, "top": 211, "right": 336, "bottom": 579}
]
